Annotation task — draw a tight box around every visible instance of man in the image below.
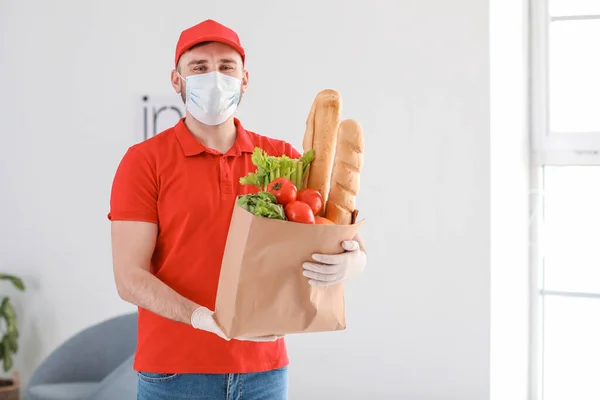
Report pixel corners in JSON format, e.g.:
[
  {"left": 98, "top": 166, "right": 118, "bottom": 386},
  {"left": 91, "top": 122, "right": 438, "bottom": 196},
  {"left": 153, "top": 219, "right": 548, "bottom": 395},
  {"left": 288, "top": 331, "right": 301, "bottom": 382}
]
[{"left": 108, "top": 19, "right": 367, "bottom": 399}]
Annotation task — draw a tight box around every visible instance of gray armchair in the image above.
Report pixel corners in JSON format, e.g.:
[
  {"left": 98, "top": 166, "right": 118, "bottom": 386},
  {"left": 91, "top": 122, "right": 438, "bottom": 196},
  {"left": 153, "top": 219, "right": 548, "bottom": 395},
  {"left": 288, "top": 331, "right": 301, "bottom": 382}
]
[{"left": 24, "top": 312, "right": 138, "bottom": 400}]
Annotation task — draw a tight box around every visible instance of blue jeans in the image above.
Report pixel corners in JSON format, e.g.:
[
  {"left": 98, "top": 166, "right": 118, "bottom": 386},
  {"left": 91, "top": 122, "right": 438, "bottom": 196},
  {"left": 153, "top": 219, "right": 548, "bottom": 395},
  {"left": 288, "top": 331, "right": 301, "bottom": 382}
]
[{"left": 137, "top": 366, "right": 288, "bottom": 400}]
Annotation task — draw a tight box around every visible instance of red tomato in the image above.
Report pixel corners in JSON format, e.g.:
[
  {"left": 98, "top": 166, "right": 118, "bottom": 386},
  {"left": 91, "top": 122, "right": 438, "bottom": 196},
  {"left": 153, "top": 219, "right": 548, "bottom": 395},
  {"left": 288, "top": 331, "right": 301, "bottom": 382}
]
[
  {"left": 296, "top": 188, "right": 323, "bottom": 215},
  {"left": 267, "top": 178, "right": 297, "bottom": 206},
  {"left": 284, "top": 201, "right": 315, "bottom": 224},
  {"left": 315, "top": 216, "right": 335, "bottom": 224}
]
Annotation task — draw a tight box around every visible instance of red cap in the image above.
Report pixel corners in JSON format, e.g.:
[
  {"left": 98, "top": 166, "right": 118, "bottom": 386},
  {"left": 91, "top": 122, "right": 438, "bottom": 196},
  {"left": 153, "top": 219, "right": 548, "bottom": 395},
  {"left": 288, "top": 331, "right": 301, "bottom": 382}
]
[{"left": 175, "top": 19, "right": 245, "bottom": 67}]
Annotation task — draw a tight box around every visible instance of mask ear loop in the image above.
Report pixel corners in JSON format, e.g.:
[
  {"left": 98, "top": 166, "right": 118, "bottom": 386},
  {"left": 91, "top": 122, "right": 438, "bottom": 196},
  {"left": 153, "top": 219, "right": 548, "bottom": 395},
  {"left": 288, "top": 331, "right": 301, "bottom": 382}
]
[{"left": 177, "top": 73, "right": 188, "bottom": 104}]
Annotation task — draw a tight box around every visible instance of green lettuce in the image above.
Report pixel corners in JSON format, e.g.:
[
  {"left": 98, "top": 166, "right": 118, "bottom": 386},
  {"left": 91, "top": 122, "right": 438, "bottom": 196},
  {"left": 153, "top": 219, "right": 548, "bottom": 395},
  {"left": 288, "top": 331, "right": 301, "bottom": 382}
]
[
  {"left": 240, "top": 147, "right": 315, "bottom": 191},
  {"left": 236, "top": 192, "right": 287, "bottom": 220}
]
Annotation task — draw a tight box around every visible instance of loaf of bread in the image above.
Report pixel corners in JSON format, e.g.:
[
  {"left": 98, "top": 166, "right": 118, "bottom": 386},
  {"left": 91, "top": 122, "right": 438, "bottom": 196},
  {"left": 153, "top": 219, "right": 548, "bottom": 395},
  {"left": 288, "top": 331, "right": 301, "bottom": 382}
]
[
  {"left": 324, "top": 119, "right": 364, "bottom": 225},
  {"left": 302, "top": 89, "right": 342, "bottom": 215}
]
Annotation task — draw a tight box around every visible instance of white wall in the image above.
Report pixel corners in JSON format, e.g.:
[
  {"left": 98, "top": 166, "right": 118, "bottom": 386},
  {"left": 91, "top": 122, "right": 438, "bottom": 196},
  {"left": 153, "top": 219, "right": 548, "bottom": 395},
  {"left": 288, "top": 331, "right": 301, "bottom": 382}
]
[
  {"left": 0, "top": 0, "right": 491, "bottom": 398},
  {"left": 489, "top": 0, "right": 531, "bottom": 399}
]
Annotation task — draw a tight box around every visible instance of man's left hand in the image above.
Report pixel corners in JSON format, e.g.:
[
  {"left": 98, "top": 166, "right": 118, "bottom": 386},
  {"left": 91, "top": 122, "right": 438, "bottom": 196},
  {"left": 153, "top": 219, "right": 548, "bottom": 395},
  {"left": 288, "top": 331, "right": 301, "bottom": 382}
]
[{"left": 302, "top": 240, "right": 367, "bottom": 287}]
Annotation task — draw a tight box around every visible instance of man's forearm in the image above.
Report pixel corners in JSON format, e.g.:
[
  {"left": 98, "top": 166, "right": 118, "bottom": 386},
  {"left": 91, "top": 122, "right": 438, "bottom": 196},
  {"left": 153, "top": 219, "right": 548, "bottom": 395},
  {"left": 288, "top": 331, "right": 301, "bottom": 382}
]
[{"left": 116, "top": 267, "right": 199, "bottom": 325}]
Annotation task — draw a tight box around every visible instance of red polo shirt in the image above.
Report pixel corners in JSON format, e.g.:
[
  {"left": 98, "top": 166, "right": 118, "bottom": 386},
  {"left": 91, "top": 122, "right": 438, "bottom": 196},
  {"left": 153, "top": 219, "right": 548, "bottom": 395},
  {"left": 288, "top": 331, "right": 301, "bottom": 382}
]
[{"left": 108, "top": 118, "right": 300, "bottom": 374}]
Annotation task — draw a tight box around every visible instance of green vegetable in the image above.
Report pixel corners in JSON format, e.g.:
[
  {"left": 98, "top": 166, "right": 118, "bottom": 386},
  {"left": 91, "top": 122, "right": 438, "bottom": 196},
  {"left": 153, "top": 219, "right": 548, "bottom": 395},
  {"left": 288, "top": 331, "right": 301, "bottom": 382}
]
[
  {"left": 237, "top": 192, "right": 287, "bottom": 220},
  {"left": 239, "top": 147, "right": 315, "bottom": 191}
]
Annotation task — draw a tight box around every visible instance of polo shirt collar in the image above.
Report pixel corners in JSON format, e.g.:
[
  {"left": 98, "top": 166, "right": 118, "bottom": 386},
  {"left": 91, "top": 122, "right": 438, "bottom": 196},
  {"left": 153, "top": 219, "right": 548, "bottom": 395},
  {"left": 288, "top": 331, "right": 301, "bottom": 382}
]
[{"left": 175, "top": 117, "right": 255, "bottom": 157}]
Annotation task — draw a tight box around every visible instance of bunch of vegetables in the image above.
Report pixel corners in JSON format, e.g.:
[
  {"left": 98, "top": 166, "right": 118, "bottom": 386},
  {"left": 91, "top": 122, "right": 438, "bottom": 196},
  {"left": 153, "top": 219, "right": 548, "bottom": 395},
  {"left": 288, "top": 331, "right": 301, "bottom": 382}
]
[
  {"left": 239, "top": 148, "right": 314, "bottom": 191},
  {"left": 237, "top": 148, "right": 334, "bottom": 224}
]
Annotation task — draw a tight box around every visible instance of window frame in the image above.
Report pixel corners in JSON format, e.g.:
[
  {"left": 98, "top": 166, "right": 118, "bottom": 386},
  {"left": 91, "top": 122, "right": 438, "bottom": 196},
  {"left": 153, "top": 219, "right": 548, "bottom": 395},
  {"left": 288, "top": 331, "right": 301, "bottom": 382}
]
[
  {"left": 530, "top": 0, "right": 600, "bottom": 167},
  {"left": 529, "top": 1, "right": 600, "bottom": 398}
]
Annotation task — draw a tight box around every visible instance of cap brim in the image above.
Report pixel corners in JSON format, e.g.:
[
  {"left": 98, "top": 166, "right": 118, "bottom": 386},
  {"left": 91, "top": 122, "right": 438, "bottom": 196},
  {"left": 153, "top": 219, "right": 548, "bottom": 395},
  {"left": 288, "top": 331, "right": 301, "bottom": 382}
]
[{"left": 177, "top": 36, "right": 245, "bottom": 66}]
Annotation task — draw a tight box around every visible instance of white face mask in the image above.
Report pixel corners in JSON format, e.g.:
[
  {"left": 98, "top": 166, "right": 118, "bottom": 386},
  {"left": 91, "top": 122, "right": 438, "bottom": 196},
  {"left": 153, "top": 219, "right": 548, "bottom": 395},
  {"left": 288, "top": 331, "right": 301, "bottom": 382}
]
[{"left": 179, "top": 71, "right": 242, "bottom": 126}]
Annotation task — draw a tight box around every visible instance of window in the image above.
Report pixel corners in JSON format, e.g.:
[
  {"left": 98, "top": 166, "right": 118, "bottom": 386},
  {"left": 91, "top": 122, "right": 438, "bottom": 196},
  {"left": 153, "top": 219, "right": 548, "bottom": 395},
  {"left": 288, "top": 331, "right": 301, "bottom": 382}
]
[{"left": 530, "top": 0, "right": 600, "bottom": 399}]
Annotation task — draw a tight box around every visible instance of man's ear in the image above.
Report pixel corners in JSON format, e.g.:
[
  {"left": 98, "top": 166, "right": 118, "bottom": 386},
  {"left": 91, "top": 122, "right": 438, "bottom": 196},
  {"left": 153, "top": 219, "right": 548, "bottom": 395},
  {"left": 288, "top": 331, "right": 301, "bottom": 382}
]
[
  {"left": 240, "top": 70, "right": 249, "bottom": 94},
  {"left": 171, "top": 69, "right": 182, "bottom": 94}
]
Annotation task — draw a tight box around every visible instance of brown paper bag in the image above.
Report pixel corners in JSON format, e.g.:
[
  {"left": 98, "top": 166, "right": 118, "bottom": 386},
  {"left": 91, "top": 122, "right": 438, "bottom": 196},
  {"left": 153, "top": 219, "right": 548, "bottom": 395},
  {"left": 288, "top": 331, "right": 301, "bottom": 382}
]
[{"left": 214, "top": 203, "right": 364, "bottom": 338}]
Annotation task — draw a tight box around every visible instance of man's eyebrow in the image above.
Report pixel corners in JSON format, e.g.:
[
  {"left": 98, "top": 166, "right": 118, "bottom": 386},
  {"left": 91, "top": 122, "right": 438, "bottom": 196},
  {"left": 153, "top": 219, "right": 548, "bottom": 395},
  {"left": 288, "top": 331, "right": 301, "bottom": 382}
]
[{"left": 187, "top": 59, "right": 207, "bottom": 66}]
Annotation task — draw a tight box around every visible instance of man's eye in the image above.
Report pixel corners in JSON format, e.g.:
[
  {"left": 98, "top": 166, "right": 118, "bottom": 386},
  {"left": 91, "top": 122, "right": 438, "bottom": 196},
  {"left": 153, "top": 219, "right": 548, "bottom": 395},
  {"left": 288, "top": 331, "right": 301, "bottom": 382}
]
[
  {"left": 221, "top": 65, "right": 233, "bottom": 70},
  {"left": 193, "top": 66, "right": 206, "bottom": 72}
]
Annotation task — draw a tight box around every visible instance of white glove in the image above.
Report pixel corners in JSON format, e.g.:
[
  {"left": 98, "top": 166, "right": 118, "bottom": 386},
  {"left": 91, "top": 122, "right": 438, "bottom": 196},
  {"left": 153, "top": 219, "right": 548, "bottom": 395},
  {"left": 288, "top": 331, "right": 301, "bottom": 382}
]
[
  {"left": 302, "top": 240, "right": 367, "bottom": 287},
  {"left": 191, "top": 306, "right": 282, "bottom": 342}
]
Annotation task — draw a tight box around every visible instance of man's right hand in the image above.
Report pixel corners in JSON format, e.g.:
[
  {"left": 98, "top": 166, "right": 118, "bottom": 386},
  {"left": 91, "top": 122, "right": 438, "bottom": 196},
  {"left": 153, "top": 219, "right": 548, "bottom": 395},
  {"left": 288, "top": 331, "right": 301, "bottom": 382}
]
[{"left": 190, "top": 306, "right": 282, "bottom": 342}]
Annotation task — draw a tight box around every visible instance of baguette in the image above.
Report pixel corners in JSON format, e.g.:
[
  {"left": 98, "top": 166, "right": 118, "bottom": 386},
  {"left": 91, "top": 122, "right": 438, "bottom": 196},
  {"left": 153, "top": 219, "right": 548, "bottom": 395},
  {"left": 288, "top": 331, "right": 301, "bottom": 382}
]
[
  {"left": 302, "top": 89, "right": 342, "bottom": 215},
  {"left": 325, "top": 119, "right": 364, "bottom": 225}
]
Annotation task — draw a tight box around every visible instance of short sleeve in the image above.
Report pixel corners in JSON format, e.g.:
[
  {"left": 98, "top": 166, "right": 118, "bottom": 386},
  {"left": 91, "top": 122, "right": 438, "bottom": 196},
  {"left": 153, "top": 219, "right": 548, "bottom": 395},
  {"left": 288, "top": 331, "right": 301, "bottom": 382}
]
[{"left": 107, "top": 146, "right": 158, "bottom": 224}]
